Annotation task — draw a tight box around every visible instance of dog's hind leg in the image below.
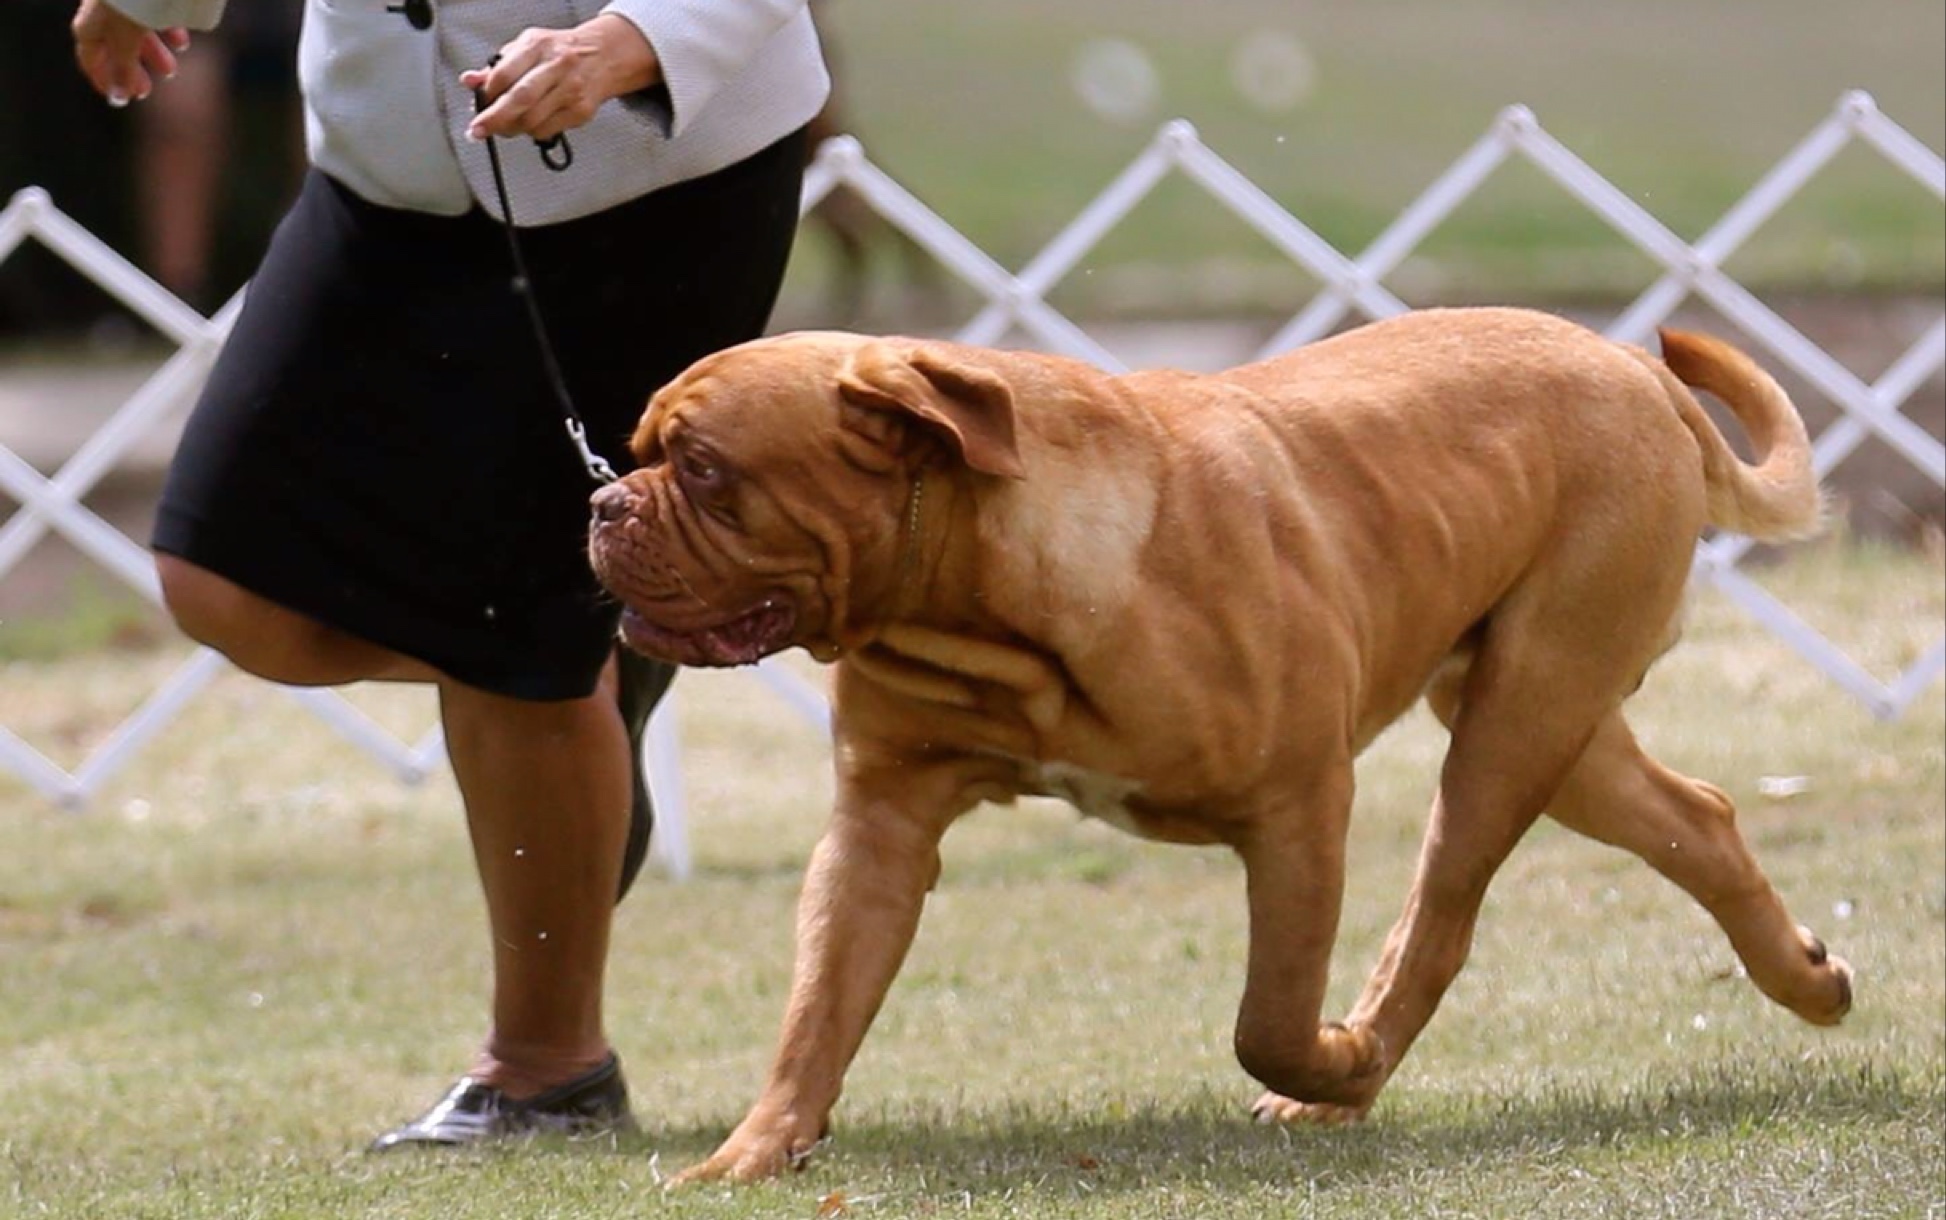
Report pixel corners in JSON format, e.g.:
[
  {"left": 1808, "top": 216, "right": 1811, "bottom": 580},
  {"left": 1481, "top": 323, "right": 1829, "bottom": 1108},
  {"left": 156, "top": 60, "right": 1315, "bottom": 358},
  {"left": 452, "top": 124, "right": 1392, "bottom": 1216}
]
[
  {"left": 1255, "top": 602, "right": 1665, "bottom": 1125},
  {"left": 1258, "top": 658, "right": 1853, "bottom": 1126},
  {"left": 1541, "top": 711, "right": 1854, "bottom": 1025}
]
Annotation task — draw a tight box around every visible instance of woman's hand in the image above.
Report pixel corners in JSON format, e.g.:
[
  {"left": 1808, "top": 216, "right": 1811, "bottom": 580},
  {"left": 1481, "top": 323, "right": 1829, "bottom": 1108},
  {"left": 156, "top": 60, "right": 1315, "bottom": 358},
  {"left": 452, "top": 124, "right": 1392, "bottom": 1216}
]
[
  {"left": 462, "top": 15, "right": 662, "bottom": 143},
  {"left": 71, "top": 0, "right": 191, "bottom": 106}
]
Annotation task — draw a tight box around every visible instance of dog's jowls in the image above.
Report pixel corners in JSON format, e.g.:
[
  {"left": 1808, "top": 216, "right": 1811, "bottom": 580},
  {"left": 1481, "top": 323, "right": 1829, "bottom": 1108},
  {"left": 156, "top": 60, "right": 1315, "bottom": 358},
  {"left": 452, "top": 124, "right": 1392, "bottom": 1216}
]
[{"left": 587, "top": 306, "right": 1851, "bottom": 1184}]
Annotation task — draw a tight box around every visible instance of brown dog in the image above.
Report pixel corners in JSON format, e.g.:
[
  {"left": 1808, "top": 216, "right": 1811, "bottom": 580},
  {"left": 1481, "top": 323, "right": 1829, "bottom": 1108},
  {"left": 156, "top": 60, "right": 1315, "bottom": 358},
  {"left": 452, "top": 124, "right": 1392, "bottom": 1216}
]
[{"left": 587, "top": 307, "right": 1854, "bottom": 1183}]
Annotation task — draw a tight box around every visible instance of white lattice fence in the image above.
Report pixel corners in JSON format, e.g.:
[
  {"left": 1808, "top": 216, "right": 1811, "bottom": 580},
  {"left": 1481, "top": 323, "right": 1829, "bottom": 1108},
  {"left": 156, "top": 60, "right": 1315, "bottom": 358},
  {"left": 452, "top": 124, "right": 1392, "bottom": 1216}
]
[
  {"left": 2, "top": 91, "right": 1940, "bottom": 877},
  {"left": 793, "top": 89, "right": 1943, "bottom": 716},
  {"left": 0, "top": 196, "right": 457, "bottom": 796}
]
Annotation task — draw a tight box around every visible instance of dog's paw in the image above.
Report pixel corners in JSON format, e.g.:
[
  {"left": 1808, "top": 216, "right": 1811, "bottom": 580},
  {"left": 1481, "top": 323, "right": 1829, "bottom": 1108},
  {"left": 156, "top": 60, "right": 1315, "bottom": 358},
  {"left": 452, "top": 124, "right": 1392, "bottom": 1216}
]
[
  {"left": 667, "top": 1110, "right": 827, "bottom": 1187},
  {"left": 1321, "top": 1019, "right": 1387, "bottom": 1083},
  {"left": 1250, "top": 1090, "right": 1371, "bottom": 1126},
  {"left": 1793, "top": 925, "right": 1855, "bottom": 1027},
  {"left": 667, "top": 1139, "right": 809, "bottom": 1187}
]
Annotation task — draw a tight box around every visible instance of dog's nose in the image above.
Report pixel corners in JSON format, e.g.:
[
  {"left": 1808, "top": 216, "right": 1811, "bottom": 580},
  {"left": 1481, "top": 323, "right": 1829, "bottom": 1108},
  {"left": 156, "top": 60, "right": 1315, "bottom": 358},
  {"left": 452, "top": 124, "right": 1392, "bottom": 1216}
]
[{"left": 590, "top": 481, "right": 637, "bottom": 525}]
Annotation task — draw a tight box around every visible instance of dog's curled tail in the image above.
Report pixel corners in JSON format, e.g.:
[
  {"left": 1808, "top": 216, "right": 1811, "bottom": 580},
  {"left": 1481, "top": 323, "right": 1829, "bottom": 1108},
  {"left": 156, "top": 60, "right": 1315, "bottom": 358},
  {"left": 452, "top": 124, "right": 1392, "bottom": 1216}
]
[{"left": 1655, "top": 327, "right": 1824, "bottom": 542}]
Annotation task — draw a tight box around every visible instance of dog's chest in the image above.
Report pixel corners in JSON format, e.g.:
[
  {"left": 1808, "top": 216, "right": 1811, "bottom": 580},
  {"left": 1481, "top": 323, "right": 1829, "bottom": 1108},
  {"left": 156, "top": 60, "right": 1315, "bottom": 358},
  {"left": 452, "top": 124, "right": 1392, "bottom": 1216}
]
[{"left": 1024, "top": 760, "right": 1145, "bottom": 835}]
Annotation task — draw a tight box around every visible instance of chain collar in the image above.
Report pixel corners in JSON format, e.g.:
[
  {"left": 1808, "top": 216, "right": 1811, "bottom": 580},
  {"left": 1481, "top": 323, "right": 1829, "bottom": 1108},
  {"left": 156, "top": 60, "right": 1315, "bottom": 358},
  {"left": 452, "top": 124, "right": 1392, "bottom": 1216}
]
[{"left": 896, "top": 469, "right": 927, "bottom": 601}]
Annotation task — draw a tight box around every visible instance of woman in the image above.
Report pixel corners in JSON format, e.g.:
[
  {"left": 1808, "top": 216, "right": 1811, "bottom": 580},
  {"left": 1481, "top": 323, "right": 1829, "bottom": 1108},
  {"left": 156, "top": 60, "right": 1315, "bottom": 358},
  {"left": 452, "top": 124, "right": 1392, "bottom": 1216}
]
[{"left": 70, "top": 0, "right": 827, "bottom": 1147}]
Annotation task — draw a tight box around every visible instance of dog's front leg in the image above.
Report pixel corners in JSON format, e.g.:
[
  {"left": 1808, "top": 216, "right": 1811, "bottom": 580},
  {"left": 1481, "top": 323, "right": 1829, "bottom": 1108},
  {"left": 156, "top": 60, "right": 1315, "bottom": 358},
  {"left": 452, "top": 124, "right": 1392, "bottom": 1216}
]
[
  {"left": 1230, "top": 767, "right": 1387, "bottom": 1116},
  {"left": 672, "top": 781, "right": 953, "bottom": 1185}
]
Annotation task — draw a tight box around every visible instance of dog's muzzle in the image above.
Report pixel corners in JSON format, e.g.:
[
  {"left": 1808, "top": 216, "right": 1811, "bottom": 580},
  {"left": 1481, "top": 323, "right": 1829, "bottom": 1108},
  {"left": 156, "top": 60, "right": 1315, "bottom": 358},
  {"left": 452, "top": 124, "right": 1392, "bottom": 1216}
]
[{"left": 587, "top": 480, "right": 798, "bottom": 667}]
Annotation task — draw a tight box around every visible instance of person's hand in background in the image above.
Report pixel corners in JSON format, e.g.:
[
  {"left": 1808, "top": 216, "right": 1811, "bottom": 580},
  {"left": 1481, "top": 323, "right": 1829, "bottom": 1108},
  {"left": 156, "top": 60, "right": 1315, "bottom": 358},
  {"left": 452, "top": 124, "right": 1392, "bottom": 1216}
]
[{"left": 71, "top": 0, "right": 191, "bottom": 107}]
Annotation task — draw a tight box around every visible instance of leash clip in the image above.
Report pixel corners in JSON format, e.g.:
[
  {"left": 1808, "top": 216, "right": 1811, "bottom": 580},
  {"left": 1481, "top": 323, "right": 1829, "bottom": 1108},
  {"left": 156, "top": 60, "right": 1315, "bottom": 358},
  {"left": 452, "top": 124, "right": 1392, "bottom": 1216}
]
[{"left": 567, "top": 418, "right": 620, "bottom": 486}]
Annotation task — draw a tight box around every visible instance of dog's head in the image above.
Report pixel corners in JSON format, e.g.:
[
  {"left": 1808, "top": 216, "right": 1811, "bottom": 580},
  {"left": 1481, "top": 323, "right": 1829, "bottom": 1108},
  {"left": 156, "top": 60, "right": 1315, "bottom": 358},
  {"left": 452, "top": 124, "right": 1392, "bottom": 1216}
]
[{"left": 588, "top": 332, "right": 1025, "bottom": 667}]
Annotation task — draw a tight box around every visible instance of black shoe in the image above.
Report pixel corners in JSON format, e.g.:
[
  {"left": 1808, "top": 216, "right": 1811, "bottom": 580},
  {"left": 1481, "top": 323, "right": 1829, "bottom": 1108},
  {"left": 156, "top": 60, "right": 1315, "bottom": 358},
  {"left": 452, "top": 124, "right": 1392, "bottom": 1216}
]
[
  {"left": 614, "top": 648, "right": 677, "bottom": 903},
  {"left": 368, "top": 1053, "right": 637, "bottom": 1151}
]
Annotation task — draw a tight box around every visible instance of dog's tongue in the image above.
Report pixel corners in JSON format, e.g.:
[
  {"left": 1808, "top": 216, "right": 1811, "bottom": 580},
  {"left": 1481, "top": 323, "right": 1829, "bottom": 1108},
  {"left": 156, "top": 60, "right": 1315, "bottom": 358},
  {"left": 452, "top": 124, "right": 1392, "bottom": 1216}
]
[
  {"left": 622, "top": 601, "right": 793, "bottom": 668},
  {"left": 695, "top": 617, "right": 771, "bottom": 666}
]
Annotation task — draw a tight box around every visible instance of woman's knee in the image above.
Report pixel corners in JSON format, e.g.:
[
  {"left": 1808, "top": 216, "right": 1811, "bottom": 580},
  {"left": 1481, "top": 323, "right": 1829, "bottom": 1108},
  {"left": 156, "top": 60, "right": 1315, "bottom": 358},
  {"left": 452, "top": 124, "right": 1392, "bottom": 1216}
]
[
  {"left": 154, "top": 554, "right": 378, "bottom": 685},
  {"left": 156, "top": 554, "right": 249, "bottom": 648}
]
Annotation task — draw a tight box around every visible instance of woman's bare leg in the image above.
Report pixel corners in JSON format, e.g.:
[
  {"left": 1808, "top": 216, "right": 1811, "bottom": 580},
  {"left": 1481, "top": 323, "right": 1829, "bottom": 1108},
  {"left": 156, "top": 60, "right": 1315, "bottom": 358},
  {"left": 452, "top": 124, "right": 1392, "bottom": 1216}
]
[
  {"left": 439, "top": 673, "right": 631, "bottom": 1096},
  {"left": 157, "top": 554, "right": 629, "bottom": 1096}
]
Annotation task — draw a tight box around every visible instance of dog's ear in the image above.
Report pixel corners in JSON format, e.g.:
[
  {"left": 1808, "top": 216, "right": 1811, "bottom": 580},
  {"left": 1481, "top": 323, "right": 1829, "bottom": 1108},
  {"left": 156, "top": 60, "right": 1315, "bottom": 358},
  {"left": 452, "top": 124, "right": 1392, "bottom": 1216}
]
[
  {"left": 628, "top": 390, "right": 671, "bottom": 468},
  {"left": 628, "top": 415, "right": 665, "bottom": 468},
  {"left": 836, "top": 343, "right": 1026, "bottom": 479}
]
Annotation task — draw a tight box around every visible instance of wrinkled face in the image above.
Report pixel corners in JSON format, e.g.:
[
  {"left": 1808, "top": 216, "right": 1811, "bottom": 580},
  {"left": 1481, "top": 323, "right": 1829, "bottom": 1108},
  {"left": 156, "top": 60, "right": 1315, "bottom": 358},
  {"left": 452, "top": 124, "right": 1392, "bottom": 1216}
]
[
  {"left": 589, "top": 331, "right": 1025, "bottom": 668},
  {"left": 587, "top": 334, "right": 888, "bottom": 667}
]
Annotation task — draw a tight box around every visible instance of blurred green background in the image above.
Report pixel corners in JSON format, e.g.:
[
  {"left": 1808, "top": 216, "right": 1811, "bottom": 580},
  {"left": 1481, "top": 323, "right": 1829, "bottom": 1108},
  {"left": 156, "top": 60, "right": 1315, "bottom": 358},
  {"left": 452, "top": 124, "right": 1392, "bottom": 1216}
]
[
  {"left": 806, "top": 0, "right": 1944, "bottom": 315},
  {"left": 2, "top": 0, "right": 1940, "bottom": 328}
]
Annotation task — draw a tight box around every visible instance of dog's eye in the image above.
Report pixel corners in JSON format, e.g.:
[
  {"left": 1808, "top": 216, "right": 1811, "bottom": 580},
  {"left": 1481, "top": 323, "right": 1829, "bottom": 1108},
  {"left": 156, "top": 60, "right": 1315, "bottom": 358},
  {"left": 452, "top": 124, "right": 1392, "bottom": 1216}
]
[
  {"left": 679, "top": 451, "right": 722, "bottom": 487},
  {"left": 675, "top": 448, "right": 742, "bottom": 529}
]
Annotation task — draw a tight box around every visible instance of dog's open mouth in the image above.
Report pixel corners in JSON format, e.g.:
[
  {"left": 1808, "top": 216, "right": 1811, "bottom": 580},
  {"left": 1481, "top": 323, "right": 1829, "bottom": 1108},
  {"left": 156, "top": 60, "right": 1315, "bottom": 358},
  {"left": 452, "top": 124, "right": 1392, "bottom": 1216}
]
[{"left": 618, "top": 599, "right": 796, "bottom": 668}]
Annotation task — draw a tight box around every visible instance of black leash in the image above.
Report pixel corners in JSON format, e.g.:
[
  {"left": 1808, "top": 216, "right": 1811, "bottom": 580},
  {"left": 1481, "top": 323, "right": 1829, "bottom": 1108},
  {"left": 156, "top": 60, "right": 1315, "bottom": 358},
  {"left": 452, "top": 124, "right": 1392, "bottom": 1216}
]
[{"left": 472, "top": 76, "right": 618, "bottom": 486}]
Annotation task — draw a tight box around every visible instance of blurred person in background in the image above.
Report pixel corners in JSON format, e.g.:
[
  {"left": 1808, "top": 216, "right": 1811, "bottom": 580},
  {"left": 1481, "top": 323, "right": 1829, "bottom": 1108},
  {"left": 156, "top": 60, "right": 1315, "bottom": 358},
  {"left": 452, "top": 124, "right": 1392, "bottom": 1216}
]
[
  {"left": 796, "top": 0, "right": 945, "bottom": 326},
  {"left": 133, "top": 1, "right": 301, "bottom": 311},
  {"left": 69, "top": 0, "right": 827, "bottom": 1148}
]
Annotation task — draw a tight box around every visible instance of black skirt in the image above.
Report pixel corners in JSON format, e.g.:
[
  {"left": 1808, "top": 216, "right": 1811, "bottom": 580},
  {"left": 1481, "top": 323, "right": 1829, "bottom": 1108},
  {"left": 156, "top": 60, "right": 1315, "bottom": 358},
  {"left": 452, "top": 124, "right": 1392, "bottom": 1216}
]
[{"left": 153, "top": 130, "right": 807, "bottom": 700}]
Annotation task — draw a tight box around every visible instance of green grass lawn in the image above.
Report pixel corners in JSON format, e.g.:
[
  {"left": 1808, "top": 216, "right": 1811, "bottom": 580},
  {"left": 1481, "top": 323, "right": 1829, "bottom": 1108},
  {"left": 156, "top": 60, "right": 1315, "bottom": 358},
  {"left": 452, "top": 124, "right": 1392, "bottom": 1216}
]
[
  {"left": 786, "top": 0, "right": 1945, "bottom": 319},
  {"left": 1, "top": 539, "right": 1941, "bottom": 1219}
]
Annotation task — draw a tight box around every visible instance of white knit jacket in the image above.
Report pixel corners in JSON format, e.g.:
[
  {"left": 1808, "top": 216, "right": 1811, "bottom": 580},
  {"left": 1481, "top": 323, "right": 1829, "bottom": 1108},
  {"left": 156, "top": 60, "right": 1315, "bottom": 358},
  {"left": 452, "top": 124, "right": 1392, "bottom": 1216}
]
[{"left": 107, "top": 0, "right": 830, "bottom": 225}]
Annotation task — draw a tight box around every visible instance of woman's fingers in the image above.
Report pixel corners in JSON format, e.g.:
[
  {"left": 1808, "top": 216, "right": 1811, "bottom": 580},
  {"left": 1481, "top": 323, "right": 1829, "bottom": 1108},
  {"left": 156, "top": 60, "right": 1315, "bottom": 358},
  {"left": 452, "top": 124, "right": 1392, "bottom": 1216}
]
[
  {"left": 106, "top": 53, "right": 154, "bottom": 104},
  {"left": 520, "top": 89, "right": 582, "bottom": 143},
  {"left": 77, "top": 43, "right": 151, "bottom": 105},
  {"left": 464, "top": 37, "right": 564, "bottom": 139},
  {"left": 70, "top": 5, "right": 177, "bottom": 104},
  {"left": 137, "top": 31, "right": 180, "bottom": 84},
  {"left": 459, "top": 31, "right": 545, "bottom": 107},
  {"left": 475, "top": 70, "right": 590, "bottom": 142},
  {"left": 462, "top": 21, "right": 649, "bottom": 142}
]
